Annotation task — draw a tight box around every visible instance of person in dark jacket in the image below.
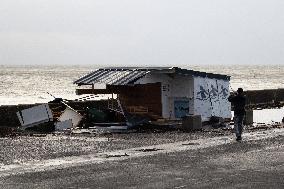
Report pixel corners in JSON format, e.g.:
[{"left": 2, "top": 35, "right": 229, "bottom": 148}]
[{"left": 228, "top": 88, "right": 246, "bottom": 141}]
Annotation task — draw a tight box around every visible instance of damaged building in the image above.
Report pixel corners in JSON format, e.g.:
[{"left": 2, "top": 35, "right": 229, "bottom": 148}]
[{"left": 74, "top": 67, "right": 231, "bottom": 123}]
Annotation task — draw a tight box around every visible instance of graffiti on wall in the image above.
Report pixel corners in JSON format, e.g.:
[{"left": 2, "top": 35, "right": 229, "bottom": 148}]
[
  {"left": 194, "top": 78, "right": 231, "bottom": 119},
  {"left": 219, "top": 85, "right": 229, "bottom": 99},
  {"left": 196, "top": 86, "right": 209, "bottom": 100},
  {"left": 196, "top": 84, "right": 228, "bottom": 101},
  {"left": 209, "top": 84, "right": 218, "bottom": 100}
]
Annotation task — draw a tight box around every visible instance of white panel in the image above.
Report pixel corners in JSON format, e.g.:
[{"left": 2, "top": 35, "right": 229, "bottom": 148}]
[
  {"left": 207, "top": 78, "right": 220, "bottom": 117},
  {"left": 217, "top": 80, "right": 231, "bottom": 119},
  {"left": 59, "top": 107, "right": 83, "bottom": 128},
  {"left": 194, "top": 77, "right": 211, "bottom": 121},
  {"left": 194, "top": 77, "right": 231, "bottom": 120},
  {"left": 18, "top": 104, "right": 53, "bottom": 127}
]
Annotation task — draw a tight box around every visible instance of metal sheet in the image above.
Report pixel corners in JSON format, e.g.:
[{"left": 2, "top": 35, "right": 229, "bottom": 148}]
[
  {"left": 74, "top": 69, "right": 149, "bottom": 85},
  {"left": 81, "top": 70, "right": 109, "bottom": 84},
  {"left": 75, "top": 70, "right": 105, "bottom": 84},
  {"left": 74, "top": 67, "right": 230, "bottom": 86}
]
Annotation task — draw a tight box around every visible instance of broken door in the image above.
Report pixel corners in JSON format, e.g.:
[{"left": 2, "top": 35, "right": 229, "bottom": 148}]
[{"left": 174, "top": 99, "right": 189, "bottom": 118}]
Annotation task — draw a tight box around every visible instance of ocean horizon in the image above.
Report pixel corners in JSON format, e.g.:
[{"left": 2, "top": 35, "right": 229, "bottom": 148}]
[{"left": 1, "top": 64, "right": 284, "bottom": 106}]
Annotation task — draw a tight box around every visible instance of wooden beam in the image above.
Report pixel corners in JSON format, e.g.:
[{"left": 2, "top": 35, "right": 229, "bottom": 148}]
[
  {"left": 76, "top": 82, "right": 162, "bottom": 96},
  {"left": 76, "top": 89, "right": 114, "bottom": 95}
]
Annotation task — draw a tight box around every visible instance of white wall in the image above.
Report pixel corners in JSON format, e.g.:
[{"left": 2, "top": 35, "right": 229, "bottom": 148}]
[
  {"left": 217, "top": 79, "right": 231, "bottom": 119},
  {"left": 194, "top": 77, "right": 212, "bottom": 120},
  {"left": 194, "top": 76, "right": 231, "bottom": 121},
  {"left": 168, "top": 75, "right": 194, "bottom": 119},
  {"left": 136, "top": 73, "right": 231, "bottom": 121},
  {"left": 136, "top": 73, "right": 194, "bottom": 119}
]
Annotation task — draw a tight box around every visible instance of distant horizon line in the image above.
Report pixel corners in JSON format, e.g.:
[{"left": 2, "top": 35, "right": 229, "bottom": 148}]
[{"left": 1, "top": 63, "right": 284, "bottom": 67}]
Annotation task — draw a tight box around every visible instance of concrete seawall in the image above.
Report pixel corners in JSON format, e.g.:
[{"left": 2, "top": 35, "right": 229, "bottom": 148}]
[
  {"left": 243, "top": 88, "right": 284, "bottom": 108},
  {"left": 1, "top": 89, "right": 283, "bottom": 128}
]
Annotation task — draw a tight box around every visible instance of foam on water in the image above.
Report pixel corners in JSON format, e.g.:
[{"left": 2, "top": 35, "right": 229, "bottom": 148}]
[
  {"left": 0, "top": 65, "right": 95, "bottom": 105},
  {"left": 0, "top": 65, "right": 284, "bottom": 105}
]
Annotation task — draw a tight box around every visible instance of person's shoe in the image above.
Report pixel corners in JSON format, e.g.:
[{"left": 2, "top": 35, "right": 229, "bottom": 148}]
[{"left": 236, "top": 136, "right": 242, "bottom": 141}]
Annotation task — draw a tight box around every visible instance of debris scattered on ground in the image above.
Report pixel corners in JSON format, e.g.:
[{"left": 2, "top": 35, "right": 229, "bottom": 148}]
[
  {"left": 1, "top": 118, "right": 283, "bottom": 138},
  {"left": 105, "top": 153, "right": 129, "bottom": 158},
  {"left": 136, "top": 148, "right": 162, "bottom": 152},
  {"left": 182, "top": 142, "right": 200, "bottom": 146},
  {"left": 28, "top": 133, "right": 47, "bottom": 137},
  {"left": 58, "top": 106, "right": 83, "bottom": 128},
  {"left": 54, "top": 120, "right": 72, "bottom": 131}
]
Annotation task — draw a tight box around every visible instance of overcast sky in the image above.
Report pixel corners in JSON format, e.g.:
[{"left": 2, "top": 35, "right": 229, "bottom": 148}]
[{"left": 0, "top": 0, "right": 284, "bottom": 66}]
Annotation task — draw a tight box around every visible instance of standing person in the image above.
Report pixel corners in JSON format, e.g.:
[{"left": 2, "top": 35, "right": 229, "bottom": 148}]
[{"left": 228, "top": 88, "right": 246, "bottom": 141}]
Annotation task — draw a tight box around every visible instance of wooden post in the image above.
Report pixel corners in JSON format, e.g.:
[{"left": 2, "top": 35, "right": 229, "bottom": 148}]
[{"left": 111, "top": 93, "right": 114, "bottom": 109}]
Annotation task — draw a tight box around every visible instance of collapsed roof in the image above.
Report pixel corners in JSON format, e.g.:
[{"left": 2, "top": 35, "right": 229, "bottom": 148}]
[{"left": 74, "top": 67, "right": 230, "bottom": 86}]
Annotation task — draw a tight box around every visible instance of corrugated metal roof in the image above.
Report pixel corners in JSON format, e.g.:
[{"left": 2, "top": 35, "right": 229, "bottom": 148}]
[
  {"left": 102, "top": 67, "right": 172, "bottom": 70},
  {"left": 74, "top": 67, "right": 230, "bottom": 85},
  {"left": 174, "top": 68, "right": 231, "bottom": 80},
  {"left": 74, "top": 69, "right": 151, "bottom": 85}
]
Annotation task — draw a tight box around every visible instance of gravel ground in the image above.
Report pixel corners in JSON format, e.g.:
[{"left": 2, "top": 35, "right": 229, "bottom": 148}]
[
  {"left": 0, "top": 129, "right": 234, "bottom": 165},
  {"left": 0, "top": 124, "right": 282, "bottom": 166},
  {"left": 1, "top": 134, "right": 283, "bottom": 189}
]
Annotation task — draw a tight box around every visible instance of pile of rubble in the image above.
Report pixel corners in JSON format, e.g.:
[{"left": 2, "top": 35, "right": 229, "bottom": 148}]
[
  {"left": 1, "top": 98, "right": 283, "bottom": 138},
  {"left": 3, "top": 98, "right": 149, "bottom": 137},
  {"left": 16, "top": 103, "right": 82, "bottom": 133}
]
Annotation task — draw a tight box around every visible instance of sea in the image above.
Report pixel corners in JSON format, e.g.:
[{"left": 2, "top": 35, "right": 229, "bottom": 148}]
[{"left": 0, "top": 65, "right": 284, "bottom": 106}]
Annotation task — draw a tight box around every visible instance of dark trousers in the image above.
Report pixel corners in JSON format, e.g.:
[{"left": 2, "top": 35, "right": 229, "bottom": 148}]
[{"left": 234, "top": 115, "right": 244, "bottom": 138}]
